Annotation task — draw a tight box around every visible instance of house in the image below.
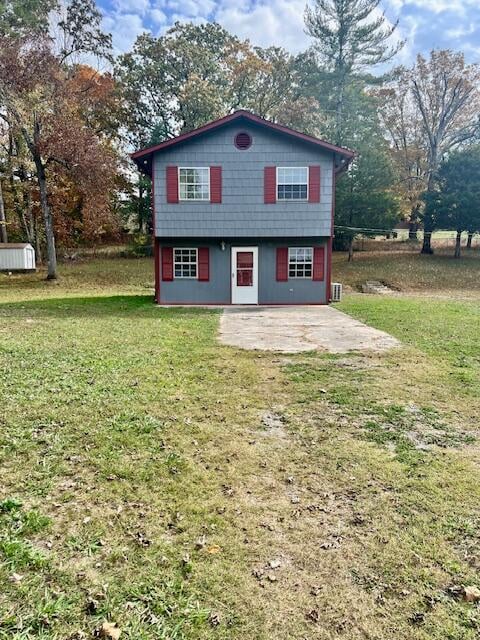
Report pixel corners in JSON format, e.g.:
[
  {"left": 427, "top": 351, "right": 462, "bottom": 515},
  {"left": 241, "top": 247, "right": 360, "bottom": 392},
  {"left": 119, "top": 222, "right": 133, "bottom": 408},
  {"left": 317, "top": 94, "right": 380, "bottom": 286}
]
[{"left": 131, "top": 110, "right": 354, "bottom": 305}]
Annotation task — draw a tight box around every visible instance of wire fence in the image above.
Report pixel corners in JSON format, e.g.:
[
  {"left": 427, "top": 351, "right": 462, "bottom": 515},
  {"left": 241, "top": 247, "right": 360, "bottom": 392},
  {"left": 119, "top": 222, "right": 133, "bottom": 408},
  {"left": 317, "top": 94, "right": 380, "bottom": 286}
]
[{"left": 351, "top": 231, "right": 480, "bottom": 253}]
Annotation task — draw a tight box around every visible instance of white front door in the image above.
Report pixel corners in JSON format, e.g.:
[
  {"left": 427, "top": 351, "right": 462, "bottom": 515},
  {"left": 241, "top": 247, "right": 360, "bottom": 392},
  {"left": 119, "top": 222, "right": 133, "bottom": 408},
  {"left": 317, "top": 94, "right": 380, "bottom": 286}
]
[{"left": 231, "top": 247, "right": 258, "bottom": 304}]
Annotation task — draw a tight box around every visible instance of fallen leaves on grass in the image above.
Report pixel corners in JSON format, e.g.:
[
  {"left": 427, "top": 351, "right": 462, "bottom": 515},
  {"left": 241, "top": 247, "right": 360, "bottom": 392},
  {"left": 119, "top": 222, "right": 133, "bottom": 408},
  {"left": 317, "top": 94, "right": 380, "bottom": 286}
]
[
  {"left": 448, "top": 584, "right": 480, "bottom": 602},
  {"left": 9, "top": 572, "right": 23, "bottom": 583},
  {"left": 208, "top": 611, "right": 221, "bottom": 627},
  {"left": 95, "top": 621, "right": 121, "bottom": 639},
  {"left": 463, "top": 586, "right": 480, "bottom": 602},
  {"left": 306, "top": 609, "right": 319, "bottom": 623}
]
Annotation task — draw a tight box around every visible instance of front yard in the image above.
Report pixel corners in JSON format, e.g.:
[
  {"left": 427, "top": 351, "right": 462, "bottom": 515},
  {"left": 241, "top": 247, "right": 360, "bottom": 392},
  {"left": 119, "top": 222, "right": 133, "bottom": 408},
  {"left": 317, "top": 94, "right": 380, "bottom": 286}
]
[{"left": 1, "top": 254, "right": 480, "bottom": 639}]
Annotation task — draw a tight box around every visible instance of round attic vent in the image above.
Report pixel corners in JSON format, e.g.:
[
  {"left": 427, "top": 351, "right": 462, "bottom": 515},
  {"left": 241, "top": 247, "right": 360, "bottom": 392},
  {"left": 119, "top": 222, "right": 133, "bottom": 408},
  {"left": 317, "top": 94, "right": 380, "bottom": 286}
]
[{"left": 234, "top": 131, "right": 252, "bottom": 150}]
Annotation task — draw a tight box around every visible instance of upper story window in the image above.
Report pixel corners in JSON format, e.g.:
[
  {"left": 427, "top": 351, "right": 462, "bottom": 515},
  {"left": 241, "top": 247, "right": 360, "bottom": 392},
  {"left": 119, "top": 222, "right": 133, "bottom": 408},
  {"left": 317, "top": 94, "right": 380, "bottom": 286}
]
[
  {"left": 289, "top": 247, "right": 313, "bottom": 278},
  {"left": 277, "top": 167, "right": 308, "bottom": 201},
  {"left": 179, "top": 167, "right": 210, "bottom": 201},
  {"left": 174, "top": 248, "right": 197, "bottom": 278}
]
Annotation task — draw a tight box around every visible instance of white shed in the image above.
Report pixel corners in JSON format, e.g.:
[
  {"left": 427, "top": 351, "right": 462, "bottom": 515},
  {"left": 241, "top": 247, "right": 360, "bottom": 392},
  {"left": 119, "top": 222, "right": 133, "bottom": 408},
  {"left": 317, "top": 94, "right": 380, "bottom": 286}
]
[{"left": 0, "top": 243, "right": 36, "bottom": 271}]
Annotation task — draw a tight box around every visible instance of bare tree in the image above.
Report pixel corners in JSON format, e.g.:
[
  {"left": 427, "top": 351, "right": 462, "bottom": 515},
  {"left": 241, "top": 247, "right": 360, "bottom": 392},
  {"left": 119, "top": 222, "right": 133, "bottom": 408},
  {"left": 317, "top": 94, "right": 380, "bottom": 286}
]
[
  {"left": 375, "top": 74, "right": 427, "bottom": 240},
  {"left": 409, "top": 51, "right": 480, "bottom": 253}
]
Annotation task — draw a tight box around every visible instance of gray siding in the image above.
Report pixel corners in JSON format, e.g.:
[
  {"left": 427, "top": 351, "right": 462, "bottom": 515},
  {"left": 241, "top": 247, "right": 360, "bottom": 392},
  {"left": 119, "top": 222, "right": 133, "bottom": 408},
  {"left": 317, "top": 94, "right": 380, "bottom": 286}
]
[
  {"left": 158, "top": 239, "right": 328, "bottom": 305},
  {"left": 153, "top": 122, "right": 334, "bottom": 239}
]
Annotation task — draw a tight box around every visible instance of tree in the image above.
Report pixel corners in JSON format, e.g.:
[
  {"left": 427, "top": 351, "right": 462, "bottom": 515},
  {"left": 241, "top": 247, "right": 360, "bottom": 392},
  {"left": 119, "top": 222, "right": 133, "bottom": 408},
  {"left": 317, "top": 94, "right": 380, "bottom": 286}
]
[
  {"left": 405, "top": 51, "right": 480, "bottom": 254},
  {"left": 424, "top": 147, "right": 480, "bottom": 258},
  {"left": 0, "top": 0, "right": 56, "bottom": 36},
  {"left": 116, "top": 22, "right": 322, "bottom": 233},
  {"left": 0, "top": 174, "right": 6, "bottom": 243},
  {"left": 54, "top": 0, "right": 112, "bottom": 63},
  {"left": 304, "top": 0, "right": 403, "bottom": 143},
  {"left": 116, "top": 22, "right": 320, "bottom": 144},
  {"left": 0, "top": 0, "right": 116, "bottom": 278},
  {"left": 375, "top": 74, "right": 427, "bottom": 240},
  {"left": 334, "top": 87, "right": 399, "bottom": 260}
]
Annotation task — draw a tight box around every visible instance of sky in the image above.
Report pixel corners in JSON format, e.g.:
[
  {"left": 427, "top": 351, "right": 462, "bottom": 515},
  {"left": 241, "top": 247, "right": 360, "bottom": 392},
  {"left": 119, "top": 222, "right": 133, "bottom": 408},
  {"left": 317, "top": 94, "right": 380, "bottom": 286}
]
[{"left": 99, "top": 0, "right": 480, "bottom": 66}]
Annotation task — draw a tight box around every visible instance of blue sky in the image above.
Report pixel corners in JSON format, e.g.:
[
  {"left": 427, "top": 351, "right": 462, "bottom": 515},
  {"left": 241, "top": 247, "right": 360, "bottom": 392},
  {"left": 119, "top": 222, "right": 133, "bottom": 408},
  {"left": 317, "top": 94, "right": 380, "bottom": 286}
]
[{"left": 98, "top": 0, "right": 480, "bottom": 66}]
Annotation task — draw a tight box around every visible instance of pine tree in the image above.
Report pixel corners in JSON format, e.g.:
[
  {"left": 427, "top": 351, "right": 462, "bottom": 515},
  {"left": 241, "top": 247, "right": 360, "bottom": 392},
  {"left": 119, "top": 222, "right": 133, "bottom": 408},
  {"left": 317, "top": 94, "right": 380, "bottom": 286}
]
[{"left": 305, "top": 0, "right": 403, "bottom": 143}]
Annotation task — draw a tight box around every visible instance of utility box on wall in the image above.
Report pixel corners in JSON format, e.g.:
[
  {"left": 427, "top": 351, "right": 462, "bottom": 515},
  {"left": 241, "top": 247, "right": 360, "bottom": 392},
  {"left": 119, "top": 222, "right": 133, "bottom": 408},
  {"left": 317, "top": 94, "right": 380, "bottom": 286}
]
[{"left": 0, "top": 243, "right": 36, "bottom": 271}]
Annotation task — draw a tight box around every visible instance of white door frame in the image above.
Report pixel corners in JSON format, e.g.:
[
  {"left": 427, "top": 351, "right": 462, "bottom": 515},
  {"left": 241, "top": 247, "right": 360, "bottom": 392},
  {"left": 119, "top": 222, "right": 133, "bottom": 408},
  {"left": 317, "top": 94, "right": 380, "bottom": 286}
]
[{"left": 231, "top": 246, "right": 258, "bottom": 304}]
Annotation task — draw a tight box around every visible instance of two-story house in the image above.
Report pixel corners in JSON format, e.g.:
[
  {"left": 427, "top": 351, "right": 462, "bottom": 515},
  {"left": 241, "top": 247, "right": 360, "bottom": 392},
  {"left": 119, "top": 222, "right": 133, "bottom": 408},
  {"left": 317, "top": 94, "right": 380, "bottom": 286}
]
[{"left": 131, "top": 110, "right": 354, "bottom": 305}]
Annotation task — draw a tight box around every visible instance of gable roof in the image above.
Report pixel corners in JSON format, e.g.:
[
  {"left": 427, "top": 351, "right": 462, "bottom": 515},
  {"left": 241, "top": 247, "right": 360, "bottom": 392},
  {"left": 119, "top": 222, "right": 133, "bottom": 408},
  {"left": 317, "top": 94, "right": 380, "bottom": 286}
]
[
  {"left": 131, "top": 110, "right": 354, "bottom": 175},
  {"left": 0, "top": 243, "right": 33, "bottom": 249}
]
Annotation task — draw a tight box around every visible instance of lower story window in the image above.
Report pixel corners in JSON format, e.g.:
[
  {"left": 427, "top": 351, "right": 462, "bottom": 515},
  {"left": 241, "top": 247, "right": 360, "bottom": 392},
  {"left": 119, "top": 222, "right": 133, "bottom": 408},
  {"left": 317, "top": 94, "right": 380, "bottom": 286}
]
[
  {"left": 289, "top": 247, "right": 313, "bottom": 278},
  {"left": 174, "top": 248, "right": 197, "bottom": 278}
]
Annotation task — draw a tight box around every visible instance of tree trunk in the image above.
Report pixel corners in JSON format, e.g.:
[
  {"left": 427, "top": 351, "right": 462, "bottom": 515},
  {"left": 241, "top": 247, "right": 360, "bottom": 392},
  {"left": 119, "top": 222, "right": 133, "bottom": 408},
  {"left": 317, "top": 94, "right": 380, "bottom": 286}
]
[
  {"left": 335, "top": 71, "right": 347, "bottom": 146},
  {"left": 348, "top": 236, "right": 354, "bottom": 262},
  {"left": 467, "top": 231, "right": 473, "bottom": 249},
  {"left": 34, "top": 213, "right": 42, "bottom": 265},
  {"left": 454, "top": 230, "right": 462, "bottom": 258},
  {"left": 26, "top": 190, "right": 35, "bottom": 247},
  {"left": 421, "top": 232, "right": 433, "bottom": 254},
  {"left": 34, "top": 155, "right": 57, "bottom": 279},
  {"left": 9, "top": 171, "right": 33, "bottom": 243},
  {"left": 408, "top": 204, "right": 420, "bottom": 240},
  {"left": 0, "top": 179, "right": 8, "bottom": 243},
  {"left": 421, "top": 212, "right": 434, "bottom": 254},
  {"left": 421, "top": 173, "right": 436, "bottom": 254}
]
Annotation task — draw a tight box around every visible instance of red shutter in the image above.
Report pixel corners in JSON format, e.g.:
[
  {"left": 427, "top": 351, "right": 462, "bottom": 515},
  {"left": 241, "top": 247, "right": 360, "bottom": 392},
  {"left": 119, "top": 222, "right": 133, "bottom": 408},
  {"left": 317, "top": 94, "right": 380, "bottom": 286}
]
[
  {"left": 276, "top": 247, "right": 288, "bottom": 281},
  {"left": 162, "top": 247, "right": 174, "bottom": 281},
  {"left": 210, "top": 167, "right": 222, "bottom": 203},
  {"left": 309, "top": 166, "right": 321, "bottom": 203},
  {"left": 264, "top": 166, "right": 276, "bottom": 204},
  {"left": 166, "top": 166, "right": 178, "bottom": 203},
  {"left": 313, "top": 246, "right": 325, "bottom": 281},
  {"left": 198, "top": 247, "right": 209, "bottom": 281}
]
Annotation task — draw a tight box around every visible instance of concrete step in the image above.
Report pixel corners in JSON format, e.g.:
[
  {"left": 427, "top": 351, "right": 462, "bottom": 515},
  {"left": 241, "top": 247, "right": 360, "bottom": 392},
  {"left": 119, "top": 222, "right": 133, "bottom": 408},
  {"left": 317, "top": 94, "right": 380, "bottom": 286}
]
[{"left": 361, "top": 281, "right": 395, "bottom": 295}]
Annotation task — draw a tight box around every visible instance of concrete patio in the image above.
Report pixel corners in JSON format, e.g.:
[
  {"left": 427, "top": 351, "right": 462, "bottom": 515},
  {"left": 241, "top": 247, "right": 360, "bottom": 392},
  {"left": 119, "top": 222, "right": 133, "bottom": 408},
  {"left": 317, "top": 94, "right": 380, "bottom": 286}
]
[{"left": 218, "top": 306, "right": 400, "bottom": 353}]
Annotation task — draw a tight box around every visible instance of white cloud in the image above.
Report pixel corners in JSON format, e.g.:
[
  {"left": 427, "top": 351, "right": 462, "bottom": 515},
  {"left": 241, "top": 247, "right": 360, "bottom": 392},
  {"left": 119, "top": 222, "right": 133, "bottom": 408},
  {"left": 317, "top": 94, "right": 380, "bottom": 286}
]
[
  {"left": 99, "top": 0, "right": 480, "bottom": 64},
  {"left": 103, "top": 12, "right": 147, "bottom": 53},
  {"left": 150, "top": 8, "right": 167, "bottom": 24},
  {"left": 167, "top": 0, "right": 216, "bottom": 17},
  {"left": 403, "top": 0, "right": 469, "bottom": 13},
  {"left": 217, "top": 0, "right": 309, "bottom": 51},
  {"left": 113, "top": 0, "right": 151, "bottom": 15}
]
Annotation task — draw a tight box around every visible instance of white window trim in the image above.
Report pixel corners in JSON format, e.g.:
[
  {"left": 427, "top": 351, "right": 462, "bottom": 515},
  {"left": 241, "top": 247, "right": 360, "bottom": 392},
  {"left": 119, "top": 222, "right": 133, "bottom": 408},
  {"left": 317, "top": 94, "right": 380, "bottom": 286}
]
[
  {"left": 288, "top": 247, "right": 313, "bottom": 279},
  {"left": 276, "top": 167, "right": 309, "bottom": 202},
  {"left": 174, "top": 247, "right": 198, "bottom": 279},
  {"left": 178, "top": 167, "right": 210, "bottom": 201}
]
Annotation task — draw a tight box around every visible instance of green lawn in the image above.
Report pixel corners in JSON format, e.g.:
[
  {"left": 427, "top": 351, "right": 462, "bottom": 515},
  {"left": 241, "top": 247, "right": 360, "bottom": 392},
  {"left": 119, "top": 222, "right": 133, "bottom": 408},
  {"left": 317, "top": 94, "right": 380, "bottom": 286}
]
[{"left": 1, "top": 256, "right": 480, "bottom": 639}]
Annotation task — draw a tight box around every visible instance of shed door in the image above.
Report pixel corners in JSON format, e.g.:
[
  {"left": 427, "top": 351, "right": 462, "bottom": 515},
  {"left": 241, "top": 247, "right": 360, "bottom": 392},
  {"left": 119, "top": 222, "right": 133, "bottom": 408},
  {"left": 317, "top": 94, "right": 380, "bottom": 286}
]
[{"left": 231, "top": 247, "right": 258, "bottom": 304}]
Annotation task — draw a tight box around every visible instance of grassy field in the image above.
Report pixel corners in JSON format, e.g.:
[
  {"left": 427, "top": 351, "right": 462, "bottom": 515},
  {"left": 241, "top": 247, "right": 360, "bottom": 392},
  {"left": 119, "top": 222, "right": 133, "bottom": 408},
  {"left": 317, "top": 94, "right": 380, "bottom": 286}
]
[
  {"left": 1, "top": 253, "right": 480, "bottom": 639},
  {"left": 333, "top": 249, "right": 480, "bottom": 298}
]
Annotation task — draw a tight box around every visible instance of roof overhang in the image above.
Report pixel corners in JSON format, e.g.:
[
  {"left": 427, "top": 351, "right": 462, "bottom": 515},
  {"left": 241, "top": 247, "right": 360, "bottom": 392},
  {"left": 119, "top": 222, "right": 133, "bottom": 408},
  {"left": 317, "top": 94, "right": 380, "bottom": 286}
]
[{"left": 131, "top": 110, "right": 355, "bottom": 177}]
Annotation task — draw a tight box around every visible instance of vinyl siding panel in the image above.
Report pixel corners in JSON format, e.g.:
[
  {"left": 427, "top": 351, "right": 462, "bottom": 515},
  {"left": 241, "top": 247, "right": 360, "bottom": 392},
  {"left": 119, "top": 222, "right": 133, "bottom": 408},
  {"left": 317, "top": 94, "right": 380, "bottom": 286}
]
[
  {"left": 153, "top": 123, "right": 334, "bottom": 238},
  {"left": 157, "top": 238, "right": 328, "bottom": 304}
]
